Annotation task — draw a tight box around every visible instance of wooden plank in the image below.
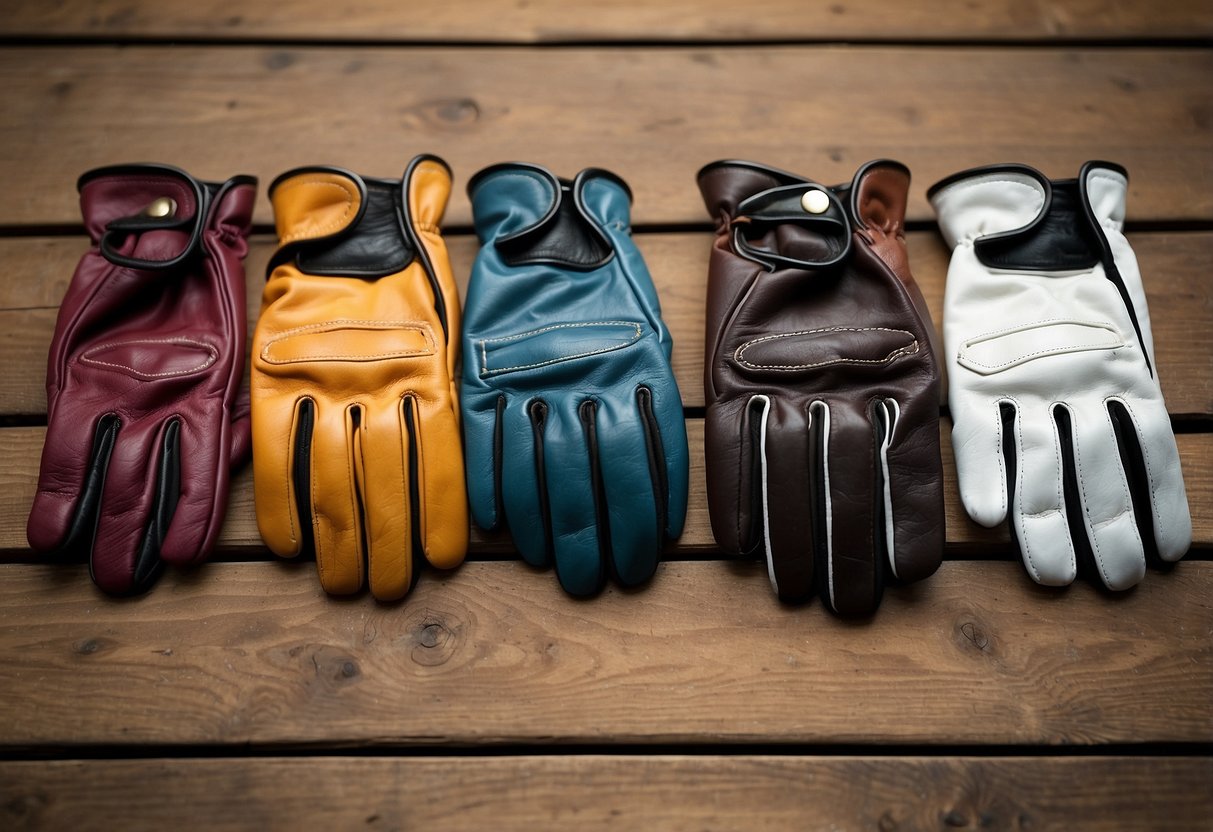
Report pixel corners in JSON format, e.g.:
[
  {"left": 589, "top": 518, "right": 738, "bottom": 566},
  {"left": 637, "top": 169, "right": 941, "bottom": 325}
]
[
  {"left": 2, "top": 231, "right": 1209, "bottom": 416},
  {"left": 1, "top": 424, "right": 1210, "bottom": 555},
  {"left": 1, "top": 47, "right": 1210, "bottom": 226},
  {"left": 5, "top": 0, "right": 1212, "bottom": 42},
  {"left": 0, "top": 560, "right": 1208, "bottom": 747},
  {"left": 1, "top": 756, "right": 1209, "bottom": 831}
]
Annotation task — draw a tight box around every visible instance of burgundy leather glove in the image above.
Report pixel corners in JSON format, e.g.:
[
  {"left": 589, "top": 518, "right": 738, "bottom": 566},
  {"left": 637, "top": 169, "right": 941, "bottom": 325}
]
[
  {"left": 27, "top": 164, "right": 257, "bottom": 594},
  {"left": 697, "top": 160, "right": 943, "bottom": 615}
]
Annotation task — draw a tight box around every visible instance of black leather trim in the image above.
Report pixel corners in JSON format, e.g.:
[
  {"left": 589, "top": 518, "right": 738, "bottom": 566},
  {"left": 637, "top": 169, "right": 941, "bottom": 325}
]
[
  {"left": 578, "top": 399, "right": 611, "bottom": 594},
  {"left": 291, "top": 398, "right": 317, "bottom": 560},
  {"left": 403, "top": 396, "right": 425, "bottom": 591},
  {"left": 1108, "top": 400, "right": 1164, "bottom": 569},
  {"left": 265, "top": 165, "right": 371, "bottom": 278},
  {"left": 296, "top": 180, "right": 415, "bottom": 277},
  {"left": 976, "top": 179, "right": 1101, "bottom": 273},
  {"left": 85, "top": 163, "right": 209, "bottom": 272},
  {"left": 470, "top": 162, "right": 622, "bottom": 272},
  {"left": 398, "top": 154, "right": 452, "bottom": 340},
  {"left": 1077, "top": 160, "right": 1153, "bottom": 378},
  {"left": 695, "top": 159, "right": 808, "bottom": 189},
  {"left": 636, "top": 386, "right": 668, "bottom": 545},
  {"left": 528, "top": 399, "right": 554, "bottom": 568},
  {"left": 925, "top": 162, "right": 1048, "bottom": 201}
]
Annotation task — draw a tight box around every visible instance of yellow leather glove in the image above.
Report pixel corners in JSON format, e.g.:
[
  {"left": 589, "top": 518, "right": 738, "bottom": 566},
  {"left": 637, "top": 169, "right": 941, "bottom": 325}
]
[{"left": 251, "top": 156, "right": 467, "bottom": 599}]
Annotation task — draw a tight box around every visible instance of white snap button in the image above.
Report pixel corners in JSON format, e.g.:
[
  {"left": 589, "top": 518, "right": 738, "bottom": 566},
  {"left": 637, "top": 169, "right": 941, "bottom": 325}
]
[{"left": 800, "top": 189, "right": 829, "bottom": 214}]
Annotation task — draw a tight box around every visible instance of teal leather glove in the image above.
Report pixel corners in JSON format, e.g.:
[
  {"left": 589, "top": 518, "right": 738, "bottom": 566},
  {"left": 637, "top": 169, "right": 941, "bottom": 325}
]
[{"left": 463, "top": 163, "right": 690, "bottom": 596}]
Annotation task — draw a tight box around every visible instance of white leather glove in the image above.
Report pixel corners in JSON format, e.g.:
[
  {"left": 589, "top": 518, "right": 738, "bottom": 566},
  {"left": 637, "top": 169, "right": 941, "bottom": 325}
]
[{"left": 929, "top": 162, "right": 1190, "bottom": 590}]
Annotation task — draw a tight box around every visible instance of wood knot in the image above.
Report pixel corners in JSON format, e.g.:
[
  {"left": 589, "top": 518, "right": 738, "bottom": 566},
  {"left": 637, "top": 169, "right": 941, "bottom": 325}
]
[
  {"left": 404, "top": 98, "right": 481, "bottom": 130},
  {"left": 408, "top": 614, "right": 460, "bottom": 666},
  {"left": 943, "top": 809, "right": 969, "bottom": 827},
  {"left": 957, "top": 620, "right": 991, "bottom": 652},
  {"left": 877, "top": 811, "right": 899, "bottom": 831},
  {"left": 4, "top": 789, "right": 49, "bottom": 821},
  {"left": 73, "top": 637, "right": 114, "bottom": 657},
  {"left": 304, "top": 646, "right": 361, "bottom": 685}
]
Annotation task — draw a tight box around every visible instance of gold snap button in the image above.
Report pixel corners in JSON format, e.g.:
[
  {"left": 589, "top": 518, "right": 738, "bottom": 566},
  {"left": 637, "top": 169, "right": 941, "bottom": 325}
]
[
  {"left": 800, "top": 189, "right": 829, "bottom": 214},
  {"left": 142, "top": 197, "right": 177, "bottom": 218}
]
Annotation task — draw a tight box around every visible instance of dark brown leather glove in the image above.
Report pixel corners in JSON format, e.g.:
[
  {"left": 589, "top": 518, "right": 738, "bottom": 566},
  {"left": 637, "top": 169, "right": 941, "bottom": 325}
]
[
  {"left": 27, "top": 164, "right": 256, "bottom": 595},
  {"left": 697, "top": 160, "right": 943, "bottom": 614}
]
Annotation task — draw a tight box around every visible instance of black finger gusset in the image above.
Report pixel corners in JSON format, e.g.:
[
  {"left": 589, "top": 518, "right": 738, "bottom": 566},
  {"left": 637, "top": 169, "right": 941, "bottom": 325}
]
[
  {"left": 291, "top": 398, "right": 317, "bottom": 560},
  {"left": 528, "top": 399, "right": 555, "bottom": 568},
  {"left": 126, "top": 418, "right": 181, "bottom": 594},
  {"left": 636, "top": 386, "right": 668, "bottom": 542},
  {"left": 742, "top": 397, "right": 767, "bottom": 558},
  {"left": 1053, "top": 406, "right": 1100, "bottom": 583},
  {"left": 491, "top": 395, "right": 507, "bottom": 531},
  {"left": 578, "top": 399, "right": 612, "bottom": 592},
  {"left": 807, "top": 403, "right": 830, "bottom": 606},
  {"left": 62, "top": 414, "right": 120, "bottom": 563},
  {"left": 999, "top": 402, "right": 1021, "bottom": 558},
  {"left": 869, "top": 399, "right": 892, "bottom": 605},
  {"left": 1108, "top": 400, "right": 1164, "bottom": 568},
  {"left": 402, "top": 396, "right": 424, "bottom": 590}
]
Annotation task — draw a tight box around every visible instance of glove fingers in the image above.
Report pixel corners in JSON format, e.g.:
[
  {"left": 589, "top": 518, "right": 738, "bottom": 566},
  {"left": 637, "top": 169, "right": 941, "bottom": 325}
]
[
  {"left": 882, "top": 395, "right": 945, "bottom": 585},
  {"left": 1006, "top": 405, "right": 1076, "bottom": 586},
  {"left": 593, "top": 395, "right": 661, "bottom": 587},
  {"left": 812, "top": 399, "right": 880, "bottom": 616},
  {"left": 758, "top": 396, "right": 815, "bottom": 604},
  {"left": 704, "top": 398, "right": 754, "bottom": 554},
  {"left": 1108, "top": 397, "right": 1192, "bottom": 563},
  {"left": 949, "top": 400, "right": 1010, "bottom": 529},
  {"left": 641, "top": 380, "right": 689, "bottom": 540},
  {"left": 251, "top": 396, "right": 311, "bottom": 558},
  {"left": 355, "top": 401, "right": 413, "bottom": 601},
  {"left": 1056, "top": 403, "right": 1145, "bottom": 590},
  {"left": 308, "top": 403, "right": 365, "bottom": 595},
  {"left": 90, "top": 418, "right": 176, "bottom": 595},
  {"left": 411, "top": 396, "right": 468, "bottom": 569},
  {"left": 463, "top": 393, "right": 504, "bottom": 531},
  {"left": 28, "top": 409, "right": 111, "bottom": 554},
  {"left": 159, "top": 411, "right": 226, "bottom": 566},
  {"left": 499, "top": 399, "right": 550, "bottom": 568},
  {"left": 543, "top": 402, "right": 606, "bottom": 596}
]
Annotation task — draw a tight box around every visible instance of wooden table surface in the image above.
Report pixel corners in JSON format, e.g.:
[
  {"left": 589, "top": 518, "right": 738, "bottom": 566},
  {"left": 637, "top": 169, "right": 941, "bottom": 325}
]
[{"left": 0, "top": 2, "right": 1210, "bottom": 830}]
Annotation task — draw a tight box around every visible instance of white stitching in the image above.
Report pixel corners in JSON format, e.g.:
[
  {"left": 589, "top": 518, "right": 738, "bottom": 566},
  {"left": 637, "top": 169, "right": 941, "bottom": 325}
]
[
  {"left": 79, "top": 337, "right": 217, "bottom": 378},
  {"left": 734, "top": 327, "right": 918, "bottom": 371},
  {"left": 479, "top": 321, "right": 642, "bottom": 376},
  {"left": 260, "top": 319, "right": 435, "bottom": 364}
]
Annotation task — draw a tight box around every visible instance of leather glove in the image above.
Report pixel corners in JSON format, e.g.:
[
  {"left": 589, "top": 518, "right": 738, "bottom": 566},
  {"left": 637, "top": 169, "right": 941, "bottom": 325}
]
[
  {"left": 251, "top": 156, "right": 467, "bottom": 600},
  {"left": 27, "top": 163, "right": 256, "bottom": 595},
  {"left": 929, "top": 161, "right": 1191, "bottom": 589},
  {"left": 462, "top": 163, "right": 689, "bottom": 596},
  {"left": 697, "top": 160, "right": 944, "bottom": 615}
]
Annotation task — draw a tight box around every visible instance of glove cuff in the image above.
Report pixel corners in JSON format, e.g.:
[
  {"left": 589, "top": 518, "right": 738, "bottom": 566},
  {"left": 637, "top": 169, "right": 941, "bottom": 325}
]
[
  {"left": 78, "top": 163, "right": 256, "bottom": 271},
  {"left": 467, "top": 162, "right": 630, "bottom": 270}
]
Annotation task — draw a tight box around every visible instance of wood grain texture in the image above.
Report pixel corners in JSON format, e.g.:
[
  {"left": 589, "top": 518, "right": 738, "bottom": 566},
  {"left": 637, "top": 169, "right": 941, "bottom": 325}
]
[
  {"left": 2, "top": 231, "right": 1209, "bottom": 415},
  {"left": 1, "top": 424, "right": 1210, "bottom": 555},
  {"left": 2, "top": 756, "right": 1210, "bottom": 832},
  {"left": 5, "top": 0, "right": 1212, "bottom": 42},
  {"left": 0, "top": 560, "right": 1208, "bottom": 748},
  {"left": 1, "top": 47, "right": 1210, "bottom": 226}
]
